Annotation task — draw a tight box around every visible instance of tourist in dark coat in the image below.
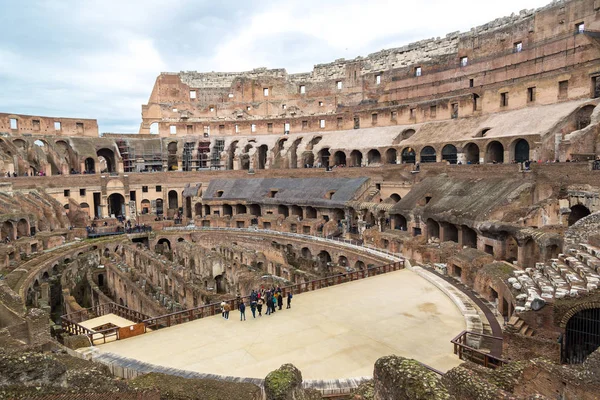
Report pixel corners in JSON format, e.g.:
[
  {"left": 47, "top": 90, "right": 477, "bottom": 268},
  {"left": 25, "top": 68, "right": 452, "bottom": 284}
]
[
  {"left": 239, "top": 301, "right": 246, "bottom": 321},
  {"left": 277, "top": 292, "right": 283, "bottom": 310}
]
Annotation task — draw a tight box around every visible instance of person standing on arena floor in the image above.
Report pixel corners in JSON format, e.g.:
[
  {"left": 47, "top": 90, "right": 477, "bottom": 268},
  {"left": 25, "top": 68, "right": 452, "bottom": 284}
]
[
  {"left": 277, "top": 291, "right": 283, "bottom": 310},
  {"left": 287, "top": 291, "right": 293, "bottom": 309},
  {"left": 257, "top": 297, "right": 264, "bottom": 316},
  {"left": 220, "top": 300, "right": 226, "bottom": 318},
  {"left": 223, "top": 302, "right": 230, "bottom": 320},
  {"left": 250, "top": 300, "right": 257, "bottom": 318},
  {"left": 239, "top": 301, "right": 246, "bottom": 321}
]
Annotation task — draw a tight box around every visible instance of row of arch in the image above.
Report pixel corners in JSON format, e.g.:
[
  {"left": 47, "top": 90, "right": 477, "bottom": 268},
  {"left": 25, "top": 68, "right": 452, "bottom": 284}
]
[
  {"left": 1, "top": 219, "right": 30, "bottom": 241},
  {"left": 244, "top": 138, "right": 531, "bottom": 169}
]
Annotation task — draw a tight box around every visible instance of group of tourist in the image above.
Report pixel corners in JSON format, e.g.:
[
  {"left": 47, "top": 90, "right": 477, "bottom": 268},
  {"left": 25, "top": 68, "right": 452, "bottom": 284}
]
[{"left": 220, "top": 287, "right": 293, "bottom": 321}]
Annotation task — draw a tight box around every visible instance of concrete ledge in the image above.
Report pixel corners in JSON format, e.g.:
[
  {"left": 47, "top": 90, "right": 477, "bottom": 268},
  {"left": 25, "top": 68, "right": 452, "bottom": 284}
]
[{"left": 80, "top": 349, "right": 370, "bottom": 397}]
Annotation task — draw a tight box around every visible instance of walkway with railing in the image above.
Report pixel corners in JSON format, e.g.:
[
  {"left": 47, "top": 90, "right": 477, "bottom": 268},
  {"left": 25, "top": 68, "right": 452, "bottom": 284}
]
[{"left": 163, "top": 226, "right": 402, "bottom": 260}]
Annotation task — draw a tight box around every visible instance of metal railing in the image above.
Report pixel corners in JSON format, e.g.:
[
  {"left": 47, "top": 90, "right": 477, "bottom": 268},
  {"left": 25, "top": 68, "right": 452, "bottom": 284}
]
[{"left": 451, "top": 330, "right": 507, "bottom": 369}]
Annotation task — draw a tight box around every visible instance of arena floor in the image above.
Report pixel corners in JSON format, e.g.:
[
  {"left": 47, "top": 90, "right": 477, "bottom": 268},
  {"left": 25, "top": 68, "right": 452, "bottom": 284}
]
[{"left": 94, "top": 269, "right": 465, "bottom": 380}]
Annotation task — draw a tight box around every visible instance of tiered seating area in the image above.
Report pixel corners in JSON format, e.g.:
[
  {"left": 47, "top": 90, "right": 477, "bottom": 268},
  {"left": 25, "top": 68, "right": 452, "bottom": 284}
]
[{"left": 509, "top": 244, "right": 600, "bottom": 312}]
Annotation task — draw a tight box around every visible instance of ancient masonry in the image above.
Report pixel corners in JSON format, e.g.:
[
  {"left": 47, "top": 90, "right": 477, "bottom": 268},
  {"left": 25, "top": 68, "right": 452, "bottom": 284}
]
[{"left": 2, "top": 0, "right": 600, "bottom": 399}]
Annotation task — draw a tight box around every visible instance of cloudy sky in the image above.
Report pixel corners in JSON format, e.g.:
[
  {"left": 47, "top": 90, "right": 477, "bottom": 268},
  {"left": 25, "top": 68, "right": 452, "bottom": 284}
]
[{"left": 0, "top": 0, "right": 551, "bottom": 134}]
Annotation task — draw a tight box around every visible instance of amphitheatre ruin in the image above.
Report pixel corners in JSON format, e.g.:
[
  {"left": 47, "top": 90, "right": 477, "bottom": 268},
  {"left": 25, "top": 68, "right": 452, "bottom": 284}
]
[{"left": 3, "top": 0, "right": 600, "bottom": 398}]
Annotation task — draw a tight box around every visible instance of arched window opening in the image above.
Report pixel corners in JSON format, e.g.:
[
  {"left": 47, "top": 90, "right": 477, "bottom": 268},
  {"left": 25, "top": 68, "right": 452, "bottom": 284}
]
[
  {"left": 385, "top": 148, "right": 397, "bottom": 164},
  {"left": 486, "top": 141, "right": 504, "bottom": 164},
  {"left": 463, "top": 143, "right": 480, "bottom": 164},
  {"left": 401, "top": 148, "right": 416, "bottom": 164},
  {"left": 420, "top": 146, "right": 436, "bottom": 163},
  {"left": 563, "top": 308, "right": 600, "bottom": 364},
  {"left": 569, "top": 204, "right": 591, "bottom": 226},
  {"left": 441, "top": 144, "right": 458, "bottom": 164}
]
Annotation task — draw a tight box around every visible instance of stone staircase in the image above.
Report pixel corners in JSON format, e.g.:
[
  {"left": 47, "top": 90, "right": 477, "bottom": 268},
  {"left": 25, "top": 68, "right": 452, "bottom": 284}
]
[
  {"left": 508, "top": 243, "right": 600, "bottom": 312},
  {"left": 506, "top": 315, "right": 534, "bottom": 336}
]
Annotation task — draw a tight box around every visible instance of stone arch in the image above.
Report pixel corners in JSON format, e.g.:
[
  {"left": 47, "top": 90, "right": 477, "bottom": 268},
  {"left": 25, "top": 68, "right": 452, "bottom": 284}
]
[
  {"left": 248, "top": 204, "right": 262, "bottom": 216},
  {"left": 392, "top": 214, "right": 407, "bottom": 230},
  {"left": 80, "top": 203, "right": 90, "bottom": 217},
  {"left": 463, "top": 143, "right": 480, "bottom": 164},
  {"left": 156, "top": 238, "right": 171, "bottom": 252},
  {"left": 302, "top": 152, "right": 314, "bottom": 168},
  {"left": 278, "top": 205, "right": 289, "bottom": 217},
  {"left": 149, "top": 122, "right": 159, "bottom": 134},
  {"left": 291, "top": 205, "right": 303, "bottom": 219},
  {"left": 301, "top": 247, "right": 312, "bottom": 259},
  {"left": 194, "top": 202, "right": 203, "bottom": 217},
  {"left": 306, "top": 136, "right": 322, "bottom": 150},
  {"left": 569, "top": 204, "right": 591, "bottom": 226},
  {"left": 96, "top": 148, "right": 116, "bottom": 173},
  {"left": 461, "top": 225, "right": 477, "bottom": 248},
  {"left": 575, "top": 104, "right": 595, "bottom": 130},
  {"left": 1, "top": 221, "right": 15, "bottom": 241},
  {"left": 510, "top": 138, "right": 530, "bottom": 163},
  {"left": 367, "top": 149, "right": 382, "bottom": 165},
  {"left": 385, "top": 148, "right": 397, "bottom": 164},
  {"left": 141, "top": 199, "right": 151, "bottom": 214},
  {"left": 546, "top": 244, "right": 560, "bottom": 260},
  {"left": 156, "top": 198, "right": 164, "bottom": 215},
  {"left": 441, "top": 144, "right": 458, "bottom": 164},
  {"left": 289, "top": 138, "right": 302, "bottom": 168},
  {"left": 444, "top": 223, "right": 459, "bottom": 243},
  {"left": 107, "top": 193, "right": 125, "bottom": 217},
  {"left": 562, "top": 306, "right": 600, "bottom": 364},
  {"left": 317, "top": 250, "right": 332, "bottom": 270},
  {"left": 168, "top": 190, "right": 178, "bottom": 210},
  {"left": 12, "top": 139, "right": 26, "bottom": 149},
  {"left": 333, "top": 151, "right": 346, "bottom": 166},
  {"left": 338, "top": 255, "right": 348, "bottom": 267},
  {"left": 355, "top": 260, "right": 366, "bottom": 270},
  {"left": 401, "top": 147, "right": 416, "bottom": 164},
  {"left": 228, "top": 141, "right": 238, "bottom": 170},
  {"left": 257, "top": 144, "right": 268, "bottom": 169},
  {"left": 390, "top": 193, "right": 401, "bottom": 202},
  {"left": 317, "top": 148, "right": 331, "bottom": 168},
  {"left": 426, "top": 219, "right": 440, "bottom": 240},
  {"left": 16, "top": 219, "right": 29, "bottom": 238},
  {"left": 306, "top": 207, "right": 317, "bottom": 219},
  {"left": 485, "top": 141, "right": 504, "bottom": 163},
  {"left": 401, "top": 129, "right": 415, "bottom": 141},
  {"left": 235, "top": 204, "right": 247, "bottom": 214},
  {"left": 84, "top": 157, "right": 95, "bottom": 173},
  {"left": 504, "top": 234, "right": 518, "bottom": 262},
  {"left": 420, "top": 146, "right": 436, "bottom": 163},
  {"left": 349, "top": 150, "right": 363, "bottom": 167},
  {"left": 223, "top": 204, "right": 233, "bottom": 216}
]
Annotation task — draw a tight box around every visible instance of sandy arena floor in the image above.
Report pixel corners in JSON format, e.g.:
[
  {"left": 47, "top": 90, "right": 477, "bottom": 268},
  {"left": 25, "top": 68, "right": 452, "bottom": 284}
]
[{"left": 95, "top": 269, "right": 465, "bottom": 379}]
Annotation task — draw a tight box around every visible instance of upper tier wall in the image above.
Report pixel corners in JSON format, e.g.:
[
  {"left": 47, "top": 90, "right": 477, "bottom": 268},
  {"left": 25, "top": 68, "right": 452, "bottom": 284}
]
[{"left": 0, "top": 113, "right": 99, "bottom": 138}]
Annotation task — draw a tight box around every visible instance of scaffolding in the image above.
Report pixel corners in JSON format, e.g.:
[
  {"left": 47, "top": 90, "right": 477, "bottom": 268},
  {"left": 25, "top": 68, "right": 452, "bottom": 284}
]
[
  {"left": 116, "top": 140, "right": 134, "bottom": 172},
  {"left": 182, "top": 142, "right": 195, "bottom": 172},
  {"left": 116, "top": 139, "right": 167, "bottom": 172},
  {"left": 211, "top": 139, "right": 225, "bottom": 169},
  {"left": 198, "top": 141, "right": 210, "bottom": 169}
]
